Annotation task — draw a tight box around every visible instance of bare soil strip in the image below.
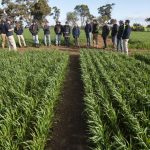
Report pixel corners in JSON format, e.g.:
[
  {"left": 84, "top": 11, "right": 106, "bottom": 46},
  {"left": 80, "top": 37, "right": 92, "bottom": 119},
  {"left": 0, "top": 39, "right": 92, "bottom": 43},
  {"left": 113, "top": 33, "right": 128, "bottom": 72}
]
[{"left": 45, "top": 54, "right": 89, "bottom": 150}]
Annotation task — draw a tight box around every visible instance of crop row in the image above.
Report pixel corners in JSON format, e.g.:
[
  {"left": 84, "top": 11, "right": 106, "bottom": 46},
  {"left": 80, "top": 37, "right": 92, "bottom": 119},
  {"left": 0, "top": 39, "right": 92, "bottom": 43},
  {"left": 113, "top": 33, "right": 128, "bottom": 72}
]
[
  {"left": 80, "top": 50, "right": 150, "bottom": 150},
  {"left": 134, "top": 53, "right": 150, "bottom": 65},
  {"left": 0, "top": 50, "right": 69, "bottom": 150}
]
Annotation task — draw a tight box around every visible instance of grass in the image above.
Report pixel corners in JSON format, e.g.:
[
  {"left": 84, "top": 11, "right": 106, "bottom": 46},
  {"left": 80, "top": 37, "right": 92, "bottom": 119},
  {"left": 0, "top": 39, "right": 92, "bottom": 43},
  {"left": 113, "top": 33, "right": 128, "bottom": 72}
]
[{"left": 129, "top": 31, "right": 150, "bottom": 49}]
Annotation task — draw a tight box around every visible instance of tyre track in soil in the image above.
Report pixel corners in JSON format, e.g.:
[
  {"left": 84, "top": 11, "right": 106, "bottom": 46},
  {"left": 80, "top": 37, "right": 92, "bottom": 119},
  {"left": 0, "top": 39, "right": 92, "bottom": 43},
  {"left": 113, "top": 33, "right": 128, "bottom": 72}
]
[{"left": 45, "top": 53, "right": 90, "bottom": 150}]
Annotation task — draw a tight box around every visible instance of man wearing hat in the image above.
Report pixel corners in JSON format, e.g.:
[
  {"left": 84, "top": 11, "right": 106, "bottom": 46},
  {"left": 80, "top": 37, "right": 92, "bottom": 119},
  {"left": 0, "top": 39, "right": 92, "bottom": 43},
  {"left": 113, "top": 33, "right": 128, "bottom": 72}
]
[
  {"left": 5, "top": 18, "right": 17, "bottom": 51},
  {"left": 117, "top": 20, "right": 124, "bottom": 52},
  {"left": 43, "top": 20, "right": 51, "bottom": 47},
  {"left": 84, "top": 20, "right": 92, "bottom": 48},
  {"left": 0, "top": 19, "right": 7, "bottom": 48},
  {"left": 29, "top": 20, "right": 39, "bottom": 48},
  {"left": 54, "top": 21, "right": 63, "bottom": 46},
  {"left": 122, "top": 20, "right": 132, "bottom": 55},
  {"left": 63, "top": 21, "right": 71, "bottom": 47}
]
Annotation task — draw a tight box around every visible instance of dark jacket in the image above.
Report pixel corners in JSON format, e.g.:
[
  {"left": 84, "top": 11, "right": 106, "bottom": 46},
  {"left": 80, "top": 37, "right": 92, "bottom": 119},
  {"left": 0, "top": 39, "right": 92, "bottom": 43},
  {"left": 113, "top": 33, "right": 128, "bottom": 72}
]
[
  {"left": 85, "top": 23, "right": 92, "bottom": 34},
  {"left": 92, "top": 23, "right": 99, "bottom": 34},
  {"left": 43, "top": 25, "right": 50, "bottom": 35},
  {"left": 0, "top": 23, "right": 7, "bottom": 34},
  {"left": 14, "top": 26, "right": 23, "bottom": 35},
  {"left": 111, "top": 24, "right": 118, "bottom": 37},
  {"left": 29, "top": 24, "right": 39, "bottom": 36},
  {"left": 72, "top": 26, "right": 80, "bottom": 38},
  {"left": 63, "top": 25, "right": 71, "bottom": 37},
  {"left": 122, "top": 25, "right": 131, "bottom": 39},
  {"left": 117, "top": 24, "right": 124, "bottom": 39},
  {"left": 102, "top": 25, "right": 110, "bottom": 37},
  {"left": 5, "top": 23, "right": 13, "bottom": 37},
  {"left": 54, "top": 24, "right": 62, "bottom": 34}
]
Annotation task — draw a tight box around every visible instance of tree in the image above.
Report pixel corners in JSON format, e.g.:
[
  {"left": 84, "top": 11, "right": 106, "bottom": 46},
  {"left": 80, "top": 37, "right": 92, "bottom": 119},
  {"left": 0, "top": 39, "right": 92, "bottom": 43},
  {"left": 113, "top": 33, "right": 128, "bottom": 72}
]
[
  {"left": 0, "top": 0, "right": 51, "bottom": 25},
  {"left": 66, "top": 11, "right": 78, "bottom": 26},
  {"left": 145, "top": 18, "right": 150, "bottom": 25},
  {"left": 74, "top": 4, "right": 90, "bottom": 27},
  {"left": 31, "top": 0, "right": 51, "bottom": 24},
  {"left": 51, "top": 6, "right": 60, "bottom": 22},
  {"left": 98, "top": 3, "right": 115, "bottom": 24}
]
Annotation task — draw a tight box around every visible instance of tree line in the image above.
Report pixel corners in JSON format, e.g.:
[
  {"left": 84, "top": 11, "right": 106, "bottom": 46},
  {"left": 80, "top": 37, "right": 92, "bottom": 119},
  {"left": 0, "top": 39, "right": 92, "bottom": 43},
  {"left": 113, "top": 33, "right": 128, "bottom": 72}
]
[{"left": 0, "top": 0, "right": 115, "bottom": 26}]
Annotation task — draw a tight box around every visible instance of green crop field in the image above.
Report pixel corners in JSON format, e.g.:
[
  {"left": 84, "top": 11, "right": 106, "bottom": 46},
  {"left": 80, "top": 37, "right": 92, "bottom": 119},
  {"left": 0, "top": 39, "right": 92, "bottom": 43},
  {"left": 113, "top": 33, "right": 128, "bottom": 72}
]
[
  {"left": 130, "top": 32, "right": 150, "bottom": 49},
  {"left": 0, "top": 50, "right": 69, "bottom": 150},
  {"left": 80, "top": 50, "right": 150, "bottom": 150}
]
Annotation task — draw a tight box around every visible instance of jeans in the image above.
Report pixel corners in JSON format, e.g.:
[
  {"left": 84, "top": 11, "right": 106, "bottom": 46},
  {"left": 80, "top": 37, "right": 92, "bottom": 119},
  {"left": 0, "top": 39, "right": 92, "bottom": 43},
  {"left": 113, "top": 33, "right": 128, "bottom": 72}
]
[
  {"left": 64, "top": 37, "right": 70, "bottom": 47},
  {"left": 74, "top": 37, "right": 79, "bottom": 47},
  {"left": 44, "top": 34, "right": 51, "bottom": 46},
  {"left": 123, "top": 39, "right": 129, "bottom": 55},
  {"left": 112, "top": 35, "right": 117, "bottom": 47},
  {"left": 56, "top": 34, "right": 61, "bottom": 45},
  {"left": 33, "top": 35, "right": 39, "bottom": 44},
  {"left": 86, "top": 32, "right": 92, "bottom": 47},
  {"left": 117, "top": 38, "right": 123, "bottom": 52}
]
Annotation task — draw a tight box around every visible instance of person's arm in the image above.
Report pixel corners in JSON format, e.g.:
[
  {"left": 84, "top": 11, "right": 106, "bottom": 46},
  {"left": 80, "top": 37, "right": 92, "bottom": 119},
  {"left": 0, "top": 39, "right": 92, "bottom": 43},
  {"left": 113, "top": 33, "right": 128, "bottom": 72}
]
[{"left": 29, "top": 25, "right": 33, "bottom": 34}]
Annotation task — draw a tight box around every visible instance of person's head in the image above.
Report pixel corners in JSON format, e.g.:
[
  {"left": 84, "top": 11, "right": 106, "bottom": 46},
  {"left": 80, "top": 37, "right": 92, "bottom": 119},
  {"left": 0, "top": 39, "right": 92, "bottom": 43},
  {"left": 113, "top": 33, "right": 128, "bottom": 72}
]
[
  {"left": 93, "top": 19, "right": 97, "bottom": 24},
  {"left": 59, "top": 21, "right": 61, "bottom": 25},
  {"left": 111, "top": 19, "right": 117, "bottom": 24},
  {"left": 74, "top": 24, "right": 78, "bottom": 27},
  {"left": 119, "top": 20, "right": 124, "bottom": 25},
  {"left": 125, "top": 20, "right": 130, "bottom": 25},
  {"left": 56, "top": 21, "right": 59, "bottom": 25},
  {"left": 6, "top": 18, "right": 11, "bottom": 24},
  {"left": 32, "top": 20, "right": 36, "bottom": 25},
  {"left": 65, "top": 21, "right": 69, "bottom": 25},
  {"left": 1, "top": 18, "right": 6, "bottom": 23},
  {"left": 86, "top": 20, "right": 90, "bottom": 24}
]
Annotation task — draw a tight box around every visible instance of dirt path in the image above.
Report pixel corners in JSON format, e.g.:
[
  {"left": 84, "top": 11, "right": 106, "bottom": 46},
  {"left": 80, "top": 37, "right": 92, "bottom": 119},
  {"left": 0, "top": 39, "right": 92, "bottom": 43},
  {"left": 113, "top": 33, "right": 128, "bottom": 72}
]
[{"left": 45, "top": 54, "right": 89, "bottom": 150}]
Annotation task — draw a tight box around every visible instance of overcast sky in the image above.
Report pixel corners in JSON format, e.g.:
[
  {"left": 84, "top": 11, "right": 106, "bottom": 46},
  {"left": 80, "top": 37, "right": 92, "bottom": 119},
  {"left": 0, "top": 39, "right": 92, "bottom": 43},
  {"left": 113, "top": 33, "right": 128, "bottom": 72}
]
[{"left": 48, "top": 0, "right": 150, "bottom": 25}]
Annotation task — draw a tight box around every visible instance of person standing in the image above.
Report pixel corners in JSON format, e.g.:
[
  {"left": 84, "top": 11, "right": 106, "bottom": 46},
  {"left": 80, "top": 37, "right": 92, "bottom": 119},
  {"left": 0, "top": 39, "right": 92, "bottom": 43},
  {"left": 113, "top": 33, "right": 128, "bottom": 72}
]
[
  {"left": 102, "top": 22, "right": 110, "bottom": 49},
  {"left": 85, "top": 21, "right": 92, "bottom": 48},
  {"left": 0, "top": 19, "right": 7, "bottom": 49},
  {"left": 43, "top": 21, "right": 51, "bottom": 47},
  {"left": 122, "top": 20, "right": 132, "bottom": 55},
  {"left": 14, "top": 22, "right": 26, "bottom": 47},
  {"left": 54, "top": 21, "right": 63, "bottom": 46},
  {"left": 92, "top": 19, "right": 99, "bottom": 48},
  {"left": 72, "top": 24, "right": 80, "bottom": 47},
  {"left": 5, "top": 18, "right": 17, "bottom": 51},
  {"left": 111, "top": 19, "right": 118, "bottom": 49},
  {"left": 117, "top": 20, "right": 124, "bottom": 52},
  {"left": 29, "top": 20, "right": 39, "bottom": 48},
  {"left": 63, "top": 21, "right": 71, "bottom": 47}
]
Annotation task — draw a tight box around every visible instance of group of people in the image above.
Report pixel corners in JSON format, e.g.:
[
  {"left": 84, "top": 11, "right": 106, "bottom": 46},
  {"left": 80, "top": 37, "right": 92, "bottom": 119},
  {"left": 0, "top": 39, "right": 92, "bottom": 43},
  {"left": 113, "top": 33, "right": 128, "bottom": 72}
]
[
  {"left": 0, "top": 18, "right": 131, "bottom": 55},
  {"left": 85, "top": 19, "right": 132, "bottom": 55}
]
